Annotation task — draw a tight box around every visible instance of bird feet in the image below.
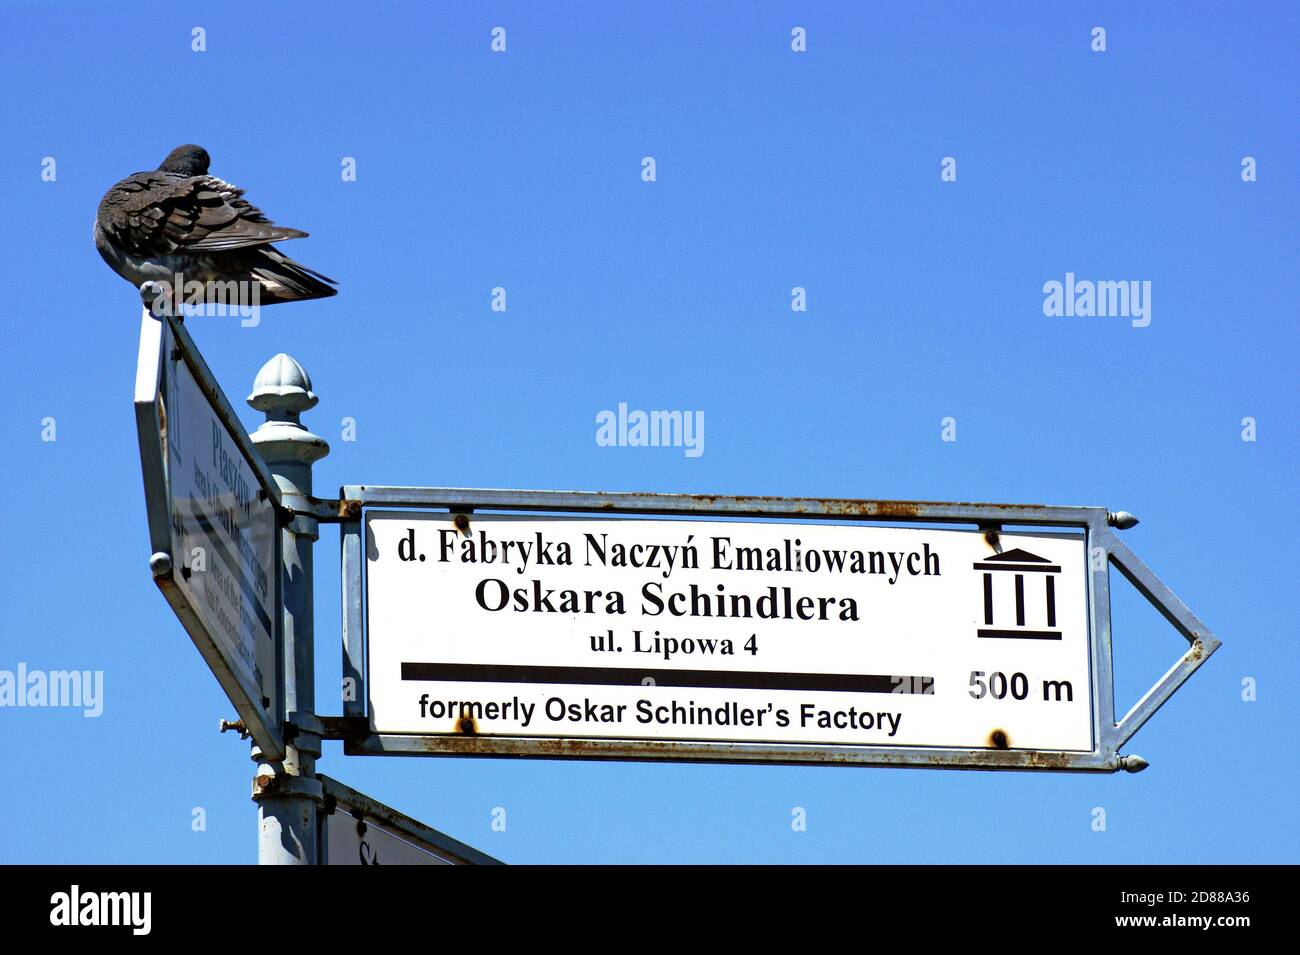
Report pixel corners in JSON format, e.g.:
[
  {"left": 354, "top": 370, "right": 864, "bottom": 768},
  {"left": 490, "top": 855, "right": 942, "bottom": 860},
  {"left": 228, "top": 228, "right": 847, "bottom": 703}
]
[{"left": 139, "top": 281, "right": 180, "bottom": 321}]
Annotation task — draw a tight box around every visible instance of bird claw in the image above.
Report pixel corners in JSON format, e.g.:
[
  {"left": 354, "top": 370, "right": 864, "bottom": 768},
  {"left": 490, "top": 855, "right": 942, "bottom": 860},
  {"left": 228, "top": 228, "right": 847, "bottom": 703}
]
[{"left": 139, "top": 281, "right": 174, "bottom": 320}]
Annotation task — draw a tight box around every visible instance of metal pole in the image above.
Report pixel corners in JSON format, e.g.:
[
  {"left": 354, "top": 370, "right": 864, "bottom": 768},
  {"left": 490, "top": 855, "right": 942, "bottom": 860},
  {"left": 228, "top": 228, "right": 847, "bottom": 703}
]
[{"left": 248, "top": 353, "right": 329, "bottom": 864}]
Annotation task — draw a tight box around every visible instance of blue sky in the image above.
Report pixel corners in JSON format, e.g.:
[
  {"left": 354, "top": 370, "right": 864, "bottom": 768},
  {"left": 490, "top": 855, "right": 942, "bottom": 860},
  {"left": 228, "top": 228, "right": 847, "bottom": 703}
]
[{"left": 0, "top": 1, "right": 1295, "bottom": 863}]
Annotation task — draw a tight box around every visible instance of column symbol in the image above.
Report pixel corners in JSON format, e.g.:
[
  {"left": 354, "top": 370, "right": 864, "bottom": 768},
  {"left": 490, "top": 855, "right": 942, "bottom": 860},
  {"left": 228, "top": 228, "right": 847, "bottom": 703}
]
[{"left": 973, "top": 549, "right": 1062, "bottom": 640}]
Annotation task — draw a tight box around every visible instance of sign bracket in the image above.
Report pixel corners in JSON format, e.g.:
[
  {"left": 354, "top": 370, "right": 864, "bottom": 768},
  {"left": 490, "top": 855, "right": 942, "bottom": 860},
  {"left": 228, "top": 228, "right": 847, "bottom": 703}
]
[{"left": 1100, "top": 529, "right": 1220, "bottom": 749}]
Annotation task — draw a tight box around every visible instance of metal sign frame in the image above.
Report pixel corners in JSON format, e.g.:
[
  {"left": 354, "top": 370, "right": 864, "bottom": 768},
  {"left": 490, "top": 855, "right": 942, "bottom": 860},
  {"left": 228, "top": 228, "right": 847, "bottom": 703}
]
[
  {"left": 336, "top": 486, "right": 1220, "bottom": 773},
  {"left": 134, "top": 309, "right": 287, "bottom": 759},
  {"left": 317, "top": 774, "right": 503, "bottom": 865}
]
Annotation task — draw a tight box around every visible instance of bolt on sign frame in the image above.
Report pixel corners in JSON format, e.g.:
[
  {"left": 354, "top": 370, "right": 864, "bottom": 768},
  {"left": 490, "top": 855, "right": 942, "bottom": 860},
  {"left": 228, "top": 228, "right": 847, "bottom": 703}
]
[{"left": 334, "top": 487, "right": 1219, "bottom": 773}]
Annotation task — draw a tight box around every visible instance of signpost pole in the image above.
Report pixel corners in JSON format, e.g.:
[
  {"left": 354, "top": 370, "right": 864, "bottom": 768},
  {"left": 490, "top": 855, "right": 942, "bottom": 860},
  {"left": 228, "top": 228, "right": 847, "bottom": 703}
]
[{"left": 248, "top": 354, "right": 329, "bottom": 864}]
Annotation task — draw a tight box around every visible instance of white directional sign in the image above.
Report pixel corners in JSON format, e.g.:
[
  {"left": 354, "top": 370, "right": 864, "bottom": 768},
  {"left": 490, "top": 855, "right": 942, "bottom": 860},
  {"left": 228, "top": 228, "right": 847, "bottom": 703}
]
[
  {"left": 365, "top": 511, "right": 1093, "bottom": 753},
  {"left": 324, "top": 806, "right": 452, "bottom": 865},
  {"left": 134, "top": 311, "right": 282, "bottom": 757},
  {"left": 318, "top": 775, "right": 501, "bottom": 865}
]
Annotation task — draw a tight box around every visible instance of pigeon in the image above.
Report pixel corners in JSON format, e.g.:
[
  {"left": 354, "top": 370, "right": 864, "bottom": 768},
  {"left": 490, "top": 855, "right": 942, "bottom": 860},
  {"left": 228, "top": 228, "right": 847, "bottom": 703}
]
[{"left": 95, "top": 144, "right": 337, "bottom": 307}]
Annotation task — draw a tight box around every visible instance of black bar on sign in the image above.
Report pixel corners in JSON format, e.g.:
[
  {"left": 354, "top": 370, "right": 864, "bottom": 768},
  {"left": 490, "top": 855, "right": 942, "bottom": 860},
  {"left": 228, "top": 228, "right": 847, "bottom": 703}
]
[
  {"left": 191, "top": 505, "right": 275, "bottom": 638},
  {"left": 400, "top": 662, "right": 934, "bottom": 695},
  {"left": 972, "top": 562, "right": 1061, "bottom": 573},
  {"left": 977, "top": 629, "right": 1062, "bottom": 641}
]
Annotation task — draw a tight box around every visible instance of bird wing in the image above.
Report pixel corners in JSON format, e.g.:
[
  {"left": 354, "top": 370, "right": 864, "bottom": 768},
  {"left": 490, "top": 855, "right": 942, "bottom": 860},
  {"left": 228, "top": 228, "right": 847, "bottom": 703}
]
[{"left": 97, "top": 172, "right": 308, "bottom": 256}]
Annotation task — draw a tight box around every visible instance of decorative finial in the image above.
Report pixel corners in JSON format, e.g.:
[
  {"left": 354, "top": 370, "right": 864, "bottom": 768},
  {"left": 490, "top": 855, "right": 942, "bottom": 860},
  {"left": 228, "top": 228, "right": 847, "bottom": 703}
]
[
  {"left": 248, "top": 353, "right": 318, "bottom": 416},
  {"left": 248, "top": 354, "right": 328, "bottom": 486},
  {"left": 1108, "top": 511, "right": 1140, "bottom": 530}
]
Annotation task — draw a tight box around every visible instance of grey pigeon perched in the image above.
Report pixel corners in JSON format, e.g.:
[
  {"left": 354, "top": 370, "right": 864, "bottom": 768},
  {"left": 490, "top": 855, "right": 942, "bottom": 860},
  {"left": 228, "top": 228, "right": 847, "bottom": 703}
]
[{"left": 95, "top": 144, "right": 336, "bottom": 306}]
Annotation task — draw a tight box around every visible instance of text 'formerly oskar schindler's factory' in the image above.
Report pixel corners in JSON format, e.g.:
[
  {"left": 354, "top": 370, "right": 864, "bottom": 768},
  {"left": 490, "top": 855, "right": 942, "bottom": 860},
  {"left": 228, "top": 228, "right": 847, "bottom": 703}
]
[
  {"left": 416, "top": 694, "right": 906, "bottom": 737},
  {"left": 393, "top": 526, "right": 943, "bottom": 622}
]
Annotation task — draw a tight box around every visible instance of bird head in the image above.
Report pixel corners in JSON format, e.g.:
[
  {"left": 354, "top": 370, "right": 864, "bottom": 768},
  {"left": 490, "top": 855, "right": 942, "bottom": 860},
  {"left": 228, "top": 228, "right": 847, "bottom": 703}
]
[{"left": 158, "top": 144, "right": 211, "bottom": 176}]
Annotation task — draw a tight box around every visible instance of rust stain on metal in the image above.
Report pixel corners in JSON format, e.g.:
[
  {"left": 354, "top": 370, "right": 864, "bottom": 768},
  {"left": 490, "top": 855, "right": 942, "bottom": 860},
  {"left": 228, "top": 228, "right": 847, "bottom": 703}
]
[
  {"left": 983, "top": 528, "right": 1001, "bottom": 549},
  {"left": 861, "top": 501, "right": 922, "bottom": 518},
  {"left": 453, "top": 513, "right": 471, "bottom": 534},
  {"left": 455, "top": 714, "right": 478, "bottom": 735},
  {"left": 1026, "top": 750, "right": 1072, "bottom": 770},
  {"left": 961, "top": 743, "right": 1067, "bottom": 770},
  {"left": 569, "top": 493, "right": 1060, "bottom": 523},
  {"left": 686, "top": 495, "right": 930, "bottom": 518},
  {"left": 344, "top": 500, "right": 361, "bottom": 518},
  {"left": 364, "top": 733, "right": 1101, "bottom": 772}
]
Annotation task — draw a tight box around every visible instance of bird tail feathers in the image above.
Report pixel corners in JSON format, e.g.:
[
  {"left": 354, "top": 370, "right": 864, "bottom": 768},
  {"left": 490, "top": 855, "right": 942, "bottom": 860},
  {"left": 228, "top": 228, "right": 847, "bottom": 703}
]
[{"left": 244, "top": 245, "right": 338, "bottom": 304}]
